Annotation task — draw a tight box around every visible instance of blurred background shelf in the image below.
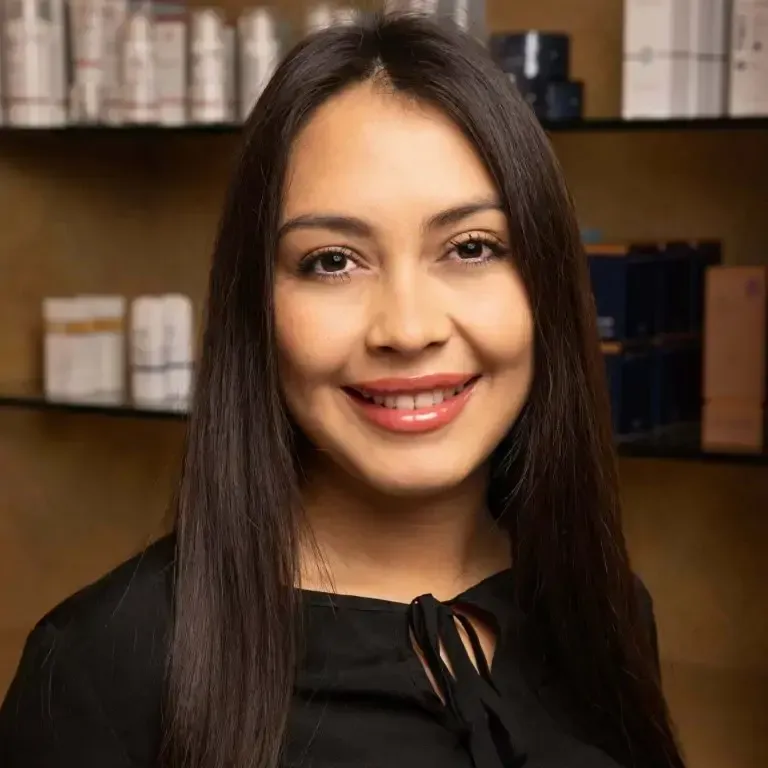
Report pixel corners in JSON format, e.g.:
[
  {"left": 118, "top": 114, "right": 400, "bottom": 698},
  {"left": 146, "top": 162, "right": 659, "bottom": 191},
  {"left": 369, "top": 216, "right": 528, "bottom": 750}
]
[
  {"left": 2, "top": 117, "right": 768, "bottom": 136},
  {"left": 2, "top": 389, "right": 766, "bottom": 465}
]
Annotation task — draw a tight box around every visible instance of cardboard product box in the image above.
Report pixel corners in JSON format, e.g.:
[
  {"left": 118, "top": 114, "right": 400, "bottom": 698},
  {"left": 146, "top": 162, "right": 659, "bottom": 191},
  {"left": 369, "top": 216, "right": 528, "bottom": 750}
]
[
  {"left": 702, "top": 266, "right": 767, "bottom": 452},
  {"left": 603, "top": 342, "right": 656, "bottom": 438},
  {"left": 729, "top": 0, "right": 768, "bottom": 116},
  {"left": 622, "top": 0, "right": 690, "bottom": 118},
  {"left": 704, "top": 266, "right": 768, "bottom": 402},
  {"left": 587, "top": 243, "right": 661, "bottom": 341},
  {"left": 703, "top": 401, "right": 767, "bottom": 451}
]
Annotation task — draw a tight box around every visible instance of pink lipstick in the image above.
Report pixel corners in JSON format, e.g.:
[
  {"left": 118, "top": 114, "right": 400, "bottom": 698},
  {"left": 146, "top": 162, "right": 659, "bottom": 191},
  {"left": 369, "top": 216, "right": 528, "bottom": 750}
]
[{"left": 344, "top": 374, "right": 480, "bottom": 434}]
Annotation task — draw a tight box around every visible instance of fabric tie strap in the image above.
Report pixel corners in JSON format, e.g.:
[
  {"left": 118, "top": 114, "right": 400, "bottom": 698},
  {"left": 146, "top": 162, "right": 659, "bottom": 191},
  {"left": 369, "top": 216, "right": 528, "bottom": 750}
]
[{"left": 407, "top": 594, "right": 528, "bottom": 768}]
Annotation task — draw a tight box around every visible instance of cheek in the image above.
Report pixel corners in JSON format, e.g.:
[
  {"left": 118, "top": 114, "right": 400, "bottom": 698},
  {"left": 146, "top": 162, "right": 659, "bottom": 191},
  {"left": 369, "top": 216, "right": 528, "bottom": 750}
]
[
  {"left": 274, "top": 283, "right": 364, "bottom": 391},
  {"left": 453, "top": 270, "right": 534, "bottom": 368}
]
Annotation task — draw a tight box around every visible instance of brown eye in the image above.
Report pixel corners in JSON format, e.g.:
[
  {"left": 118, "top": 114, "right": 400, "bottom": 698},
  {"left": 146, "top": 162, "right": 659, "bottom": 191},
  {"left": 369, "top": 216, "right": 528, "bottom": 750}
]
[
  {"left": 316, "top": 251, "right": 349, "bottom": 273},
  {"left": 447, "top": 236, "right": 503, "bottom": 265},
  {"left": 455, "top": 239, "right": 486, "bottom": 260},
  {"left": 298, "top": 247, "right": 361, "bottom": 281}
]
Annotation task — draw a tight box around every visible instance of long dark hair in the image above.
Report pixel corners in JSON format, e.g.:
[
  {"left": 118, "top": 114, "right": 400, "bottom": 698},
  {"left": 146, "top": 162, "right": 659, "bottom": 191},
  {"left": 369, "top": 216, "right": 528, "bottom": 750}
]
[{"left": 166, "top": 14, "right": 684, "bottom": 768}]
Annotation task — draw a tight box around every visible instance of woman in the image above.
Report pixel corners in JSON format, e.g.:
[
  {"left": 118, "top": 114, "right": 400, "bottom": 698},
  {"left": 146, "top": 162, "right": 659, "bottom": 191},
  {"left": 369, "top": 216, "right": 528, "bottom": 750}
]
[{"left": 0, "top": 14, "right": 684, "bottom": 768}]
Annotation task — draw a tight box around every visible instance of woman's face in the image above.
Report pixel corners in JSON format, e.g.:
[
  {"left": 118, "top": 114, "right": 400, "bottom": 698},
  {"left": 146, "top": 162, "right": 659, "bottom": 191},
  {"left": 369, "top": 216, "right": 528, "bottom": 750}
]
[{"left": 275, "top": 82, "right": 534, "bottom": 495}]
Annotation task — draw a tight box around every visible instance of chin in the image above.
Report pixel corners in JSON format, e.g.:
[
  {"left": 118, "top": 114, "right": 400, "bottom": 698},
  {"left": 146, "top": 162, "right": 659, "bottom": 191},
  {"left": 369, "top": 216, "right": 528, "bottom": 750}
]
[{"left": 344, "top": 453, "right": 485, "bottom": 498}]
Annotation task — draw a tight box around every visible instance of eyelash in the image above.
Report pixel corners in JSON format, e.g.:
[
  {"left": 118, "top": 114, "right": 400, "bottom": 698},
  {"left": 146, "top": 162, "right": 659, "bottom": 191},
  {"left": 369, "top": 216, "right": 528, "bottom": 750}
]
[
  {"left": 297, "top": 233, "right": 506, "bottom": 283},
  {"left": 447, "top": 233, "right": 507, "bottom": 267},
  {"left": 297, "top": 246, "right": 358, "bottom": 283}
]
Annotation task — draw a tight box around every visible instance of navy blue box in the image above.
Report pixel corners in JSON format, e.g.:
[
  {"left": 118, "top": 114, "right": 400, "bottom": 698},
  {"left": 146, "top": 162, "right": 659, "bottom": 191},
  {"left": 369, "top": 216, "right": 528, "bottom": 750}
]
[
  {"left": 651, "top": 340, "right": 703, "bottom": 429},
  {"left": 657, "top": 241, "right": 722, "bottom": 336},
  {"left": 490, "top": 32, "right": 571, "bottom": 81},
  {"left": 603, "top": 343, "right": 655, "bottom": 437},
  {"left": 588, "top": 244, "right": 661, "bottom": 341},
  {"left": 514, "top": 77, "right": 584, "bottom": 120}
]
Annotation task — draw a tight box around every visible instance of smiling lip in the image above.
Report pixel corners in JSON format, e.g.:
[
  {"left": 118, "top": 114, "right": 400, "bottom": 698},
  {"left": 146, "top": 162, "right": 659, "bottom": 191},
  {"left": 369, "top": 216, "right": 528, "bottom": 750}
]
[{"left": 344, "top": 373, "right": 480, "bottom": 434}]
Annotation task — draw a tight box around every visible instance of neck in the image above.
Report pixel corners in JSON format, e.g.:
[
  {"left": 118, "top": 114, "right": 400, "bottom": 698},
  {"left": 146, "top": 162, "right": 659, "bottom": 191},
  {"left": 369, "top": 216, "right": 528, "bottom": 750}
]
[{"left": 298, "top": 458, "right": 511, "bottom": 603}]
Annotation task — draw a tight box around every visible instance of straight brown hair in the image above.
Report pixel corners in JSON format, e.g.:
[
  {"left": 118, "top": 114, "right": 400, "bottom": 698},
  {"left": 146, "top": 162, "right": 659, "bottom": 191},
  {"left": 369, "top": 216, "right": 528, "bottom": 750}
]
[{"left": 166, "top": 14, "right": 685, "bottom": 768}]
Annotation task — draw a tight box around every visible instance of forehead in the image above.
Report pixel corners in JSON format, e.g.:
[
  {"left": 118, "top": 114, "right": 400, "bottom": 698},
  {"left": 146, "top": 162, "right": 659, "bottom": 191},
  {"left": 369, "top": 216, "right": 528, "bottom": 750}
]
[{"left": 282, "top": 81, "right": 498, "bottom": 220}]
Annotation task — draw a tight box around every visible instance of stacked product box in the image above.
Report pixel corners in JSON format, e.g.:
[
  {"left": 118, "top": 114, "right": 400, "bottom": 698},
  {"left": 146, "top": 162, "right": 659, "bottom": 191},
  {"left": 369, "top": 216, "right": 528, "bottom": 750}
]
[
  {"left": 488, "top": 32, "right": 584, "bottom": 121},
  {"left": 729, "top": 0, "right": 768, "bottom": 116},
  {"left": 622, "top": 0, "right": 768, "bottom": 119},
  {"left": 587, "top": 241, "right": 721, "bottom": 439}
]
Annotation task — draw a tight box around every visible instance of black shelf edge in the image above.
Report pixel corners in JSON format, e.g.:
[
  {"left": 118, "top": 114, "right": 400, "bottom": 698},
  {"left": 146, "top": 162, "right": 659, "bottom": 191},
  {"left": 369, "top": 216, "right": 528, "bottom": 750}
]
[
  {"left": 1, "top": 117, "right": 768, "bottom": 136},
  {"left": 0, "top": 394, "right": 187, "bottom": 421},
  {"left": 543, "top": 117, "right": 768, "bottom": 133},
  {"left": 1, "top": 394, "right": 765, "bottom": 465}
]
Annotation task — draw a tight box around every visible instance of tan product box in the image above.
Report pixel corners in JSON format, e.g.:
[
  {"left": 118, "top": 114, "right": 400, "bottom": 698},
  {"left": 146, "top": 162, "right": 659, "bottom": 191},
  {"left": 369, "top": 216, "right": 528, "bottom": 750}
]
[
  {"left": 702, "top": 401, "right": 766, "bottom": 452},
  {"left": 704, "top": 266, "right": 767, "bottom": 402},
  {"left": 702, "top": 266, "right": 767, "bottom": 452}
]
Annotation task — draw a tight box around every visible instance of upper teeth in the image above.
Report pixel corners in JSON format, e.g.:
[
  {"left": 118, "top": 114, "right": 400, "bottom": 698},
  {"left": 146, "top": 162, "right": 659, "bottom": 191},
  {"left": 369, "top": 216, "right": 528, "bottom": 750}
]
[{"left": 357, "top": 382, "right": 471, "bottom": 409}]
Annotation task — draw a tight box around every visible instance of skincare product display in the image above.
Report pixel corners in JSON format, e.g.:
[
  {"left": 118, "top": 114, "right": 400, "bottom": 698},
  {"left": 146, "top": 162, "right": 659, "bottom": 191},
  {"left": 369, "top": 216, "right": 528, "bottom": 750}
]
[
  {"left": 0, "top": 2, "right": 298, "bottom": 127},
  {"left": 41, "top": 293, "right": 194, "bottom": 411},
  {"left": 587, "top": 240, "right": 723, "bottom": 440},
  {"left": 489, "top": 32, "right": 584, "bottom": 121},
  {"left": 622, "top": 0, "right": 768, "bottom": 119}
]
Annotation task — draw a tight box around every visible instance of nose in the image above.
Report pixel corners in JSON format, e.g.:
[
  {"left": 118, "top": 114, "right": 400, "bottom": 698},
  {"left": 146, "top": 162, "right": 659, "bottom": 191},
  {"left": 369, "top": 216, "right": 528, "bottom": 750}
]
[{"left": 365, "top": 269, "right": 451, "bottom": 356}]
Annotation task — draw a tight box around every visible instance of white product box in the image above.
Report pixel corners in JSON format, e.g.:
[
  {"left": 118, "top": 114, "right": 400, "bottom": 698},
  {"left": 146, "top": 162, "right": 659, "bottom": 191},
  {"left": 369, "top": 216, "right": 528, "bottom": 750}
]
[
  {"left": 687, "top": 0, "right": 730, "bottom": 117},
  {"left": 224, "top": 25, "right": 235, "bottom": 123},
  {"left": 50, "top": 0, "right": 67, "bottom": 125},
  {"left": 238, "top": 7, "right": 279, "bottom": 121},
  {"left": 155, "top": 3, "right": 187, "bottom": 125},
  {"left": 69, "top": 0, "right": 106, "bottom": 123},
  {"left": 122, "top": 1, "right": 156, "bottom": 123},
  {"left": 729, "top": 0, "right": 768, "bottom": 116},
  {"left": 162, "top": 294, "right": 194, "bottom": 409},
  {"left": 189, "top": 8, "right": 227, "bottom": 123},
  {"left": 102, "top": 0, "right": 129, "bottom": 123},
  {"left": 131, "top": 296, "right": 166, "bottom": 407},
  {"left": 622, "top": 0, "right": 690, "bottom": 119},
  {"left": 4, "top": 0, "right": 57, "bottom": 126}
]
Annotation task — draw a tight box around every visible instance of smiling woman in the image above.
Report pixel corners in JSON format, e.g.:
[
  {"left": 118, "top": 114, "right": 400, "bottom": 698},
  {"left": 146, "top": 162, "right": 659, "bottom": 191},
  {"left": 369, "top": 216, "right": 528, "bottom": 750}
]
[
  {"left": 0, "top": 13, "right": 684, "bottom": 768},
  {"left": 276, "top": 83, "right": 533, "bottom": 495}
]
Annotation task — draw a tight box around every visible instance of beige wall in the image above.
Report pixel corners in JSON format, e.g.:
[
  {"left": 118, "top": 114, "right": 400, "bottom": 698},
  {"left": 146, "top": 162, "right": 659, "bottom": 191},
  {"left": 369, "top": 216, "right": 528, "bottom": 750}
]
[{"left": 1, "top": 1, "right": 766, "bottom": 767}]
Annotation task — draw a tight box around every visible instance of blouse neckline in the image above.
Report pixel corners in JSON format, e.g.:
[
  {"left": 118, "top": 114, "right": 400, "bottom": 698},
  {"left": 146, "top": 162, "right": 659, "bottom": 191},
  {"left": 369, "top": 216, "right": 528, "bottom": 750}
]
[{"left": 299, "top": 566, "right": 515, "bottom": 612}]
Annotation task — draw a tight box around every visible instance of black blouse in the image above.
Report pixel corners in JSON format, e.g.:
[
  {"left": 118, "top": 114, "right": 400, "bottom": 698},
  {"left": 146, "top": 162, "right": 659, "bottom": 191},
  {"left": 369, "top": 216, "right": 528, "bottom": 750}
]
[{"left": 0, "top": 535, "right": 648, "bottom": 767}]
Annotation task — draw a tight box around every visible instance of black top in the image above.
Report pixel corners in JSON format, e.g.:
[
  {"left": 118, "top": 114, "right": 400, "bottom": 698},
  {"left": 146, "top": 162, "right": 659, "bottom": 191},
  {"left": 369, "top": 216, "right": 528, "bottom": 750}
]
[{"left": 0, "top": 535, "right": 654, "bottom": 768}]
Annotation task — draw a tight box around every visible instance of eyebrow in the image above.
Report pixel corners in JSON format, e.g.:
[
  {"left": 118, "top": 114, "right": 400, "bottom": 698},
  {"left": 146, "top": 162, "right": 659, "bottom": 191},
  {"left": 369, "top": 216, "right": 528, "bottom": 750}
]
[{"left": 278, "top": 198, "right": 503, "bottom": 240}]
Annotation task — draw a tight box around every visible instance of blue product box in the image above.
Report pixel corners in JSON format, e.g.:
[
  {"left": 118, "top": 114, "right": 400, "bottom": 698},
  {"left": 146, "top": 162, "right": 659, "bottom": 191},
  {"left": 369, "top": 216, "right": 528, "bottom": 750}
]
[
  {"left": 689, "top": 240, "right": 722, "bottom": 332},
  {"left": 603, "top": 342, "right": 655, "bottom": 438},
  {"left": 651, "top": 340, "right": 703, "bottom": 429},
  {"left": 489, "top": 32, "right": 571, "bottom": 82},
  {"left": 588, "top": 244, "right": 661, "bottom": 341},
  {"left": 657, "top": 241, "right": 722, "bottom": 336}
]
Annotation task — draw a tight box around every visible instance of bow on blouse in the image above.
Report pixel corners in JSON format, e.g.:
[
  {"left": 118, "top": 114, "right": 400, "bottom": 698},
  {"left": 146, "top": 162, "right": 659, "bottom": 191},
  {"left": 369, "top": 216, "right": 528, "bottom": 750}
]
[{"left": 407, "top": 595, "right": 528, "bottom": 768}]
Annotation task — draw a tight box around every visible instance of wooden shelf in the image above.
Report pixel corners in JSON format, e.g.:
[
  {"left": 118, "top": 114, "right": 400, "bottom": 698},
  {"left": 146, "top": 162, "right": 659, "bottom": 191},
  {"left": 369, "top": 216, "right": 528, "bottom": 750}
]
[{"left": 1, "top": 389, "right": 765, "bottom": 465}]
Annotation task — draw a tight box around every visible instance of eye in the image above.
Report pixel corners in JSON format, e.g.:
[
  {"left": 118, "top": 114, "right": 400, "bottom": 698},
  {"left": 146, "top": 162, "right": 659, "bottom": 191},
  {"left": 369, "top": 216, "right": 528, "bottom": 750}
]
[
  {"left": 298, "top": 247, "right": 360, "bottom": 281},
  {"left": 446, "top": 234, "right": 505, "bottom": 265}
]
